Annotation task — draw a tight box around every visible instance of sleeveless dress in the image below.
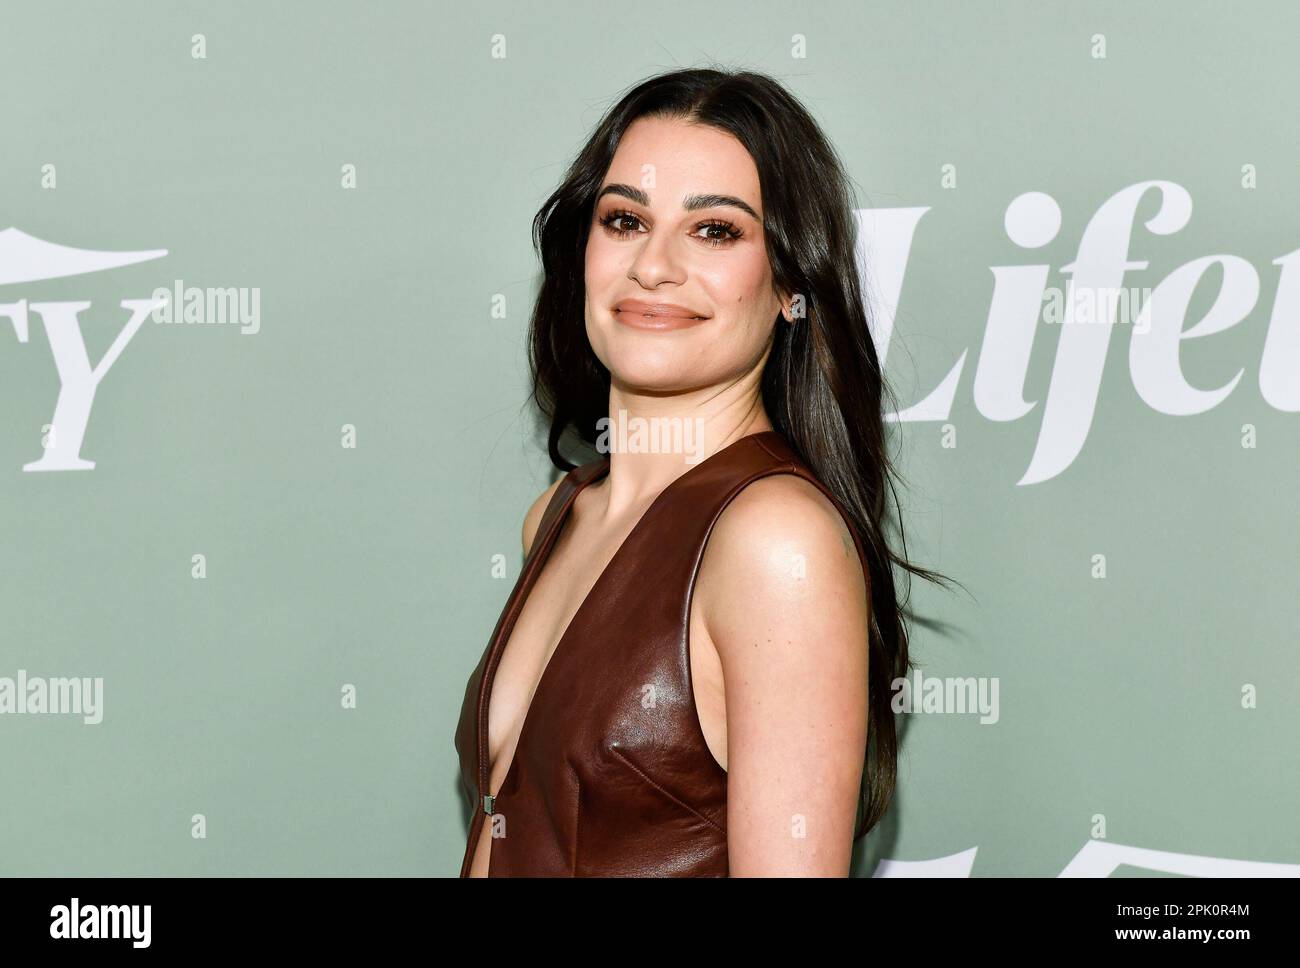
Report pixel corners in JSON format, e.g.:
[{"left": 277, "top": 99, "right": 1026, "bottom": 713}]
[{"left": 452, "top": 429, "right": 870, "bottom": 876}]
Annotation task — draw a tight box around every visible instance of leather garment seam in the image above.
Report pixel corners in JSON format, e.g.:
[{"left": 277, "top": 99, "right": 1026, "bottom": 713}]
[
  {"left": 752, "top": 433, "right": 793, "bottom": 466},
  {"left": 608, "top": 746, "right": 725, "bottom": 835}
]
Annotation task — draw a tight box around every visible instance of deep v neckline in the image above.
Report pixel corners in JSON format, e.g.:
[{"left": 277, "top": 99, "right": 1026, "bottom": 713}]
[{"left": 477, "top": 429, "right": 782, "bottom": 818}]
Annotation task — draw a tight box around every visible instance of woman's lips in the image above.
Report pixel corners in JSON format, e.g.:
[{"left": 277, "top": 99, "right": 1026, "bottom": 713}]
[
  {"left": 612, "top": 301, "right": 711, "bottom": 331},
  {"left": 612, "top": 309, "right": 711, "bottom": 331}
]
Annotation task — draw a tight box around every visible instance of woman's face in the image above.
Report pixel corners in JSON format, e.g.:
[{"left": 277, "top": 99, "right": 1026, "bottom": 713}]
[{"left": 584, "top": 115, "right": 787, "bottom": 394}]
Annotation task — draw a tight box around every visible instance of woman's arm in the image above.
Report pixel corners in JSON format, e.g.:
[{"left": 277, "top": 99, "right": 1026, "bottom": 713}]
[{"left": 697, "top": 474, "right": 870, "bottom": 877}]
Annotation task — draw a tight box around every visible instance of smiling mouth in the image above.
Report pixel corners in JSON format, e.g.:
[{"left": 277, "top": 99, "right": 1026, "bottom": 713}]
[
  {"left": 611, "top": 309, "right": 712, "bottom": 332},
  {"left": 611, "top": 298, "right": 711, "bottom": 321},
  {"left": 615, "top": 310, "right": 708, "bottom": 320}
]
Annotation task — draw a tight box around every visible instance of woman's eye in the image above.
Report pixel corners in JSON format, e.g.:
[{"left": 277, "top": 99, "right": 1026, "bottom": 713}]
[
  {"left": 694, "top": 221, "right": 742, "bottom": 246},
  {"left": 598, "top": 210, "right": 742, "bottom": 247},
  {"left": 599, "top": 211, "right": 644, "bottom": 236}
]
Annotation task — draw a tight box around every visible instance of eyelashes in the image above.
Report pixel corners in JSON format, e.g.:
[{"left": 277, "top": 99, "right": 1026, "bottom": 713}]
[{"left": 596, "top": 208, "right": 744, "bottom": 247}]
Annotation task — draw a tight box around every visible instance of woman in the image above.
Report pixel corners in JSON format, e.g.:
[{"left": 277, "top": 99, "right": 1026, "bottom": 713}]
[{"left": 453, "top": 67, "right": 953, "bottom": 877}]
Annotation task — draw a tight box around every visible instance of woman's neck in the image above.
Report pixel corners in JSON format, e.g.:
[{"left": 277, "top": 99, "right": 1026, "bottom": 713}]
[{"left": 594, "top": 384, "right": 773, "bottom": 519}]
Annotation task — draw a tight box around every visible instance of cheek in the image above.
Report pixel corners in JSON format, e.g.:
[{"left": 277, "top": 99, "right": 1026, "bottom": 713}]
[
  {"left": 583, "top": 239, "right": 619, "bottom": 359},
  {"left": 584, "top": 235, "right": 620, "bottom": 292},
  {"left": 697, "top": 252, "right": 776, "bottom": 326}
]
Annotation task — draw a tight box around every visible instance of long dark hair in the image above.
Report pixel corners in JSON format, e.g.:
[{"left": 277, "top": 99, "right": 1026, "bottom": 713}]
[{"left": 526, "top": 66, "right": 961, "bottom": 840}]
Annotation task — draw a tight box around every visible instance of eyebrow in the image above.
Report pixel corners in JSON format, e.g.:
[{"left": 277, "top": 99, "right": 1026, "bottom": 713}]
[{"left": 596, "top": 183, "right": 760, "bottom": 221}]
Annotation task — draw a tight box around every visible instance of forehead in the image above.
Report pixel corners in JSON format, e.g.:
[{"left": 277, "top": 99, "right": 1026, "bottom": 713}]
[{"left": 604, "top": 115, "right": 761, "bottom": 210}]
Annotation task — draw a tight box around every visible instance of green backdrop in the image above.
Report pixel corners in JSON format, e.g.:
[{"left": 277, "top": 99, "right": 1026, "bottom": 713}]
[{"left": 1, "top": 0, "right": 1296, "bottom": 876}]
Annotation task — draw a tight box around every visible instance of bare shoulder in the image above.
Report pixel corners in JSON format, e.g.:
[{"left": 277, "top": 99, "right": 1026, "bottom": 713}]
[
  {"left": 522, "top": 475, "right": 565, "bottom": 557},
  {"left": 697, "top": 473, "right": 868, "bottom": 633}
]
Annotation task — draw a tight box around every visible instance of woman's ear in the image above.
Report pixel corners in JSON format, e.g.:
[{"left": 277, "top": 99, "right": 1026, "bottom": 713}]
[{"left": 776, "top": 288, "right": 797, "bottom": 324}]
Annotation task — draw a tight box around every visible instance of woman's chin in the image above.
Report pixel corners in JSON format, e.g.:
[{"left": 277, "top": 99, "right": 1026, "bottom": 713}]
[{"left": 607, "top": 372, "right": 696, "bottom": 395}]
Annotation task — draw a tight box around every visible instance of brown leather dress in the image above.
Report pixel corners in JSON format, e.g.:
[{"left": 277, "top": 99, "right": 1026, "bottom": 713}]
[{"left": 452, "top": 429, "right": 869, "bottom": 876}]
